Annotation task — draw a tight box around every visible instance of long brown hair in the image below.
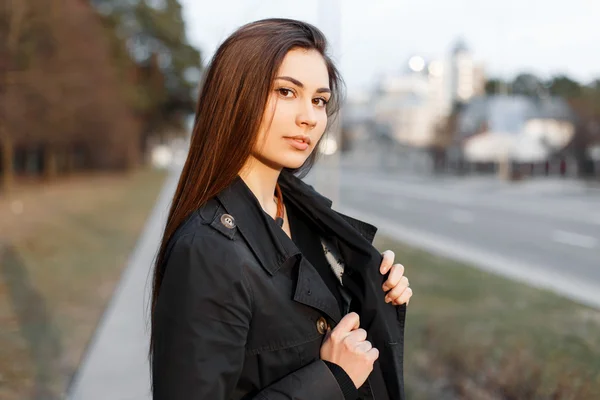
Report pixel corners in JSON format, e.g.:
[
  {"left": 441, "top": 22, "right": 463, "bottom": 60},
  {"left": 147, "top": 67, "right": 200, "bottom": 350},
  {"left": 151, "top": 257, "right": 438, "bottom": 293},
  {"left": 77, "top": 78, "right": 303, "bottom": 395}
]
[{"left": 149, "top": 18, "right": 344, "bottom": 363}]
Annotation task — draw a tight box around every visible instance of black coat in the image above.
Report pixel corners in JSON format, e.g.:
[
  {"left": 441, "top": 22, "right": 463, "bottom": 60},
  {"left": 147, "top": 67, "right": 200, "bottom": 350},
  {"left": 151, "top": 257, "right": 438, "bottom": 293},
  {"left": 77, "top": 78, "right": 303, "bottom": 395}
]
[{"left": 152, "top": 170, "right": 406, "bottom": 400}]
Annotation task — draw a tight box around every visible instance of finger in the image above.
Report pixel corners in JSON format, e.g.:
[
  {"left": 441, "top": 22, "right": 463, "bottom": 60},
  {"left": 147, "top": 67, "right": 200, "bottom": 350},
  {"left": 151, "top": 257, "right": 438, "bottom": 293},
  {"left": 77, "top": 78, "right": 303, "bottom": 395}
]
[
  {"left": 392, "top": 287, "right": 413, "bottom": 306},
  {"left": 346, "top": 328, "right": 367, "bottom": 343},
  {"left": 366, "top": 347, "right": 380, "bottom": 362},
  {"left": 354, "top": 340, "right": 373, "bottom": 353},
  {"left": 334, "top": 312, "right": 360, "bottom": 335},
  {"left": 379, "top": 250, "right": 395, "bottom": 274},
  {"left": 324, "top": 326, "right": 333, "bottom": 341},
  {"left": 385, "top": 276, "right": 409, "bottom": 303},
  {"left": 382, "top": 263, "right": 405, "bottom": 291}
]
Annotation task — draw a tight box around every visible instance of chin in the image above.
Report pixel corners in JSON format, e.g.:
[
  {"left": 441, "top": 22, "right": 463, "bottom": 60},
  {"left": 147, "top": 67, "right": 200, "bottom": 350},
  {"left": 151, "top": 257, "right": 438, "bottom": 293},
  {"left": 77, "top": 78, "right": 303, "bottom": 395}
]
[
  {"left": 281, "top": 149, "right": 314, "bottom": 169},
  {"left": 280, "top": 158, "right": 307, "bottom": 170},
  {"left": 256, "top": 149, "right": 314, "bottom": 171}
]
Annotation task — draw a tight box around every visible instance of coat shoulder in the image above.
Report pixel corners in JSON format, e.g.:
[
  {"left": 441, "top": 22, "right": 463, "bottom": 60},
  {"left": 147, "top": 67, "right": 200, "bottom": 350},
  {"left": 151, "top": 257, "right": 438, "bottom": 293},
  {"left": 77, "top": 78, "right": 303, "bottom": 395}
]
[
  {"left": 164, "top": 197, "right": 247, "bottom": 271},
  {"left": 170, "top": 197, "right": 238, "bottom": 242},
  {"left": 160, "top": 201, "right": 253, "bottom": 307}
]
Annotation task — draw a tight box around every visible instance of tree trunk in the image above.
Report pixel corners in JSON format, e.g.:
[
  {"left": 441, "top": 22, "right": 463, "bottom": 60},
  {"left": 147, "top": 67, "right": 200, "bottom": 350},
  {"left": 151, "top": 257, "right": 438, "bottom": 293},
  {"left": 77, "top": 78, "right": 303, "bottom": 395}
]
[
  {"left": 122, "top": 136, "right": 137, "bottom": 172},
  {"left": 1, "top": 134, "right": 14, "bottom": 193},
  {"left": 64, "top": 146, "right": 74, "bottom": 174},
  {"left": 43, "top": 144, "right": 58, "bottom": 180}
]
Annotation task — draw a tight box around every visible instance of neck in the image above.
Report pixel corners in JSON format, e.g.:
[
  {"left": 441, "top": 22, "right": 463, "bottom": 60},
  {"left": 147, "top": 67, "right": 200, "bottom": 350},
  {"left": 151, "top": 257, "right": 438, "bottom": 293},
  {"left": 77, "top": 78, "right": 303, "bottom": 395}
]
[{"left": 239, "top": 155, "right": 281, "bottom": 218}]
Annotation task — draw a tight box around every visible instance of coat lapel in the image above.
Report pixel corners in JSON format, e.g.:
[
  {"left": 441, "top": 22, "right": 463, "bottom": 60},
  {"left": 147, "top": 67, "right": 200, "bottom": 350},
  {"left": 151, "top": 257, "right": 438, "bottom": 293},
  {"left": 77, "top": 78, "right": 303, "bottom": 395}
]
[
  {"left": 293, "top": 257, "right": 342, "bottom": 323},
  {"left": 278, "top": 171, "right": 380, "bottom": 275},
  {"left": 279, "top": 173, "right": 407, "bottom": 400},
  {"left": 216, "top": 176, "right": 298, "bottom": 276},
  {"left": 216, "top": 176, "right": 341, "bottom": 323}
]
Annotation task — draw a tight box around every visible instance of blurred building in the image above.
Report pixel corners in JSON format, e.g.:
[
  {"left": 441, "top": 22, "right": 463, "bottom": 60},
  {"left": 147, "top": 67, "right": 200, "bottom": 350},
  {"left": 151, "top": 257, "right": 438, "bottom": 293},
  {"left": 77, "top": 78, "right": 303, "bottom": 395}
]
[
  {"left": 457, "top": 95, "right": 576, "bottom": 163},
  {"left": 367, "top": 40, "right": 485, "bottom": 149},
  {"left": 373, "top": 70, "right": 435, "bottom": 147},
  {"left": 340, "top": 91, "right": 375, "bottom": 148},
  {"left": 450, "top": 40, "right": 486, "bottom": 104}
]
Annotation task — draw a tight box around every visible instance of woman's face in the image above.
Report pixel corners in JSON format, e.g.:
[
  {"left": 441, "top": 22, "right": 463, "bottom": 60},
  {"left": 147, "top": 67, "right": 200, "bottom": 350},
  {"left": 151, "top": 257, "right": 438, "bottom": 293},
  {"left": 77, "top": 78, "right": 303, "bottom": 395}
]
[{"left": 253, "top": 48, "right": 331, "bottom": 170}]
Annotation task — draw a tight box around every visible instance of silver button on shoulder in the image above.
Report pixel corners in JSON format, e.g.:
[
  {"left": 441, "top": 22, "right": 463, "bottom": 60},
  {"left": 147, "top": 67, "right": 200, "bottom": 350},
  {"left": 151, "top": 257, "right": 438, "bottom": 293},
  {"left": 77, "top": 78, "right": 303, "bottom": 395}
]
[{"left": 220, "top": 214, "right": 236, "bottom": 229}]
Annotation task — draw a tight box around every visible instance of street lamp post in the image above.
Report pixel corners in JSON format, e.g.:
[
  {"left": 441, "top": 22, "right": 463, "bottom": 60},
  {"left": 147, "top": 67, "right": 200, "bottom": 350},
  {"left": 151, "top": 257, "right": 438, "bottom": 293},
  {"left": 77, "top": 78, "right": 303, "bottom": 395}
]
[{"left": 315, "top": 0, "right": 342, "bottom": 206}]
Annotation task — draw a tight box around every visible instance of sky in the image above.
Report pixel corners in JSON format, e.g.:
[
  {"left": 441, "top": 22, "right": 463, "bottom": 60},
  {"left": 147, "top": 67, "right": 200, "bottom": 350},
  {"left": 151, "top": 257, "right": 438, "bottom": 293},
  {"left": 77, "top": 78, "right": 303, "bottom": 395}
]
[{"left": 179, "top": 0, "right": 600, "bottom": 95}]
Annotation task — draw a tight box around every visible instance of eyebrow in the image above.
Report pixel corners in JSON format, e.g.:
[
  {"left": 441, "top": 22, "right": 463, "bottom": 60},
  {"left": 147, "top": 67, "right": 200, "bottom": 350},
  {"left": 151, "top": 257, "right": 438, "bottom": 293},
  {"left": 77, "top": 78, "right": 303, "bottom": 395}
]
[{"left": 276, "top": 76, "right": 331, "bottom": 94}]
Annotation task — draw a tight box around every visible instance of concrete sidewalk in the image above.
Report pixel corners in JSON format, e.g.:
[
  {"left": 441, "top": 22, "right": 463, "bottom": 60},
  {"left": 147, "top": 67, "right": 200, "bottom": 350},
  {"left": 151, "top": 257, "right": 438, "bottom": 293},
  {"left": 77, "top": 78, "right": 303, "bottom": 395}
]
[{"left": 67, "top": 168, "right": 180, "bottom": 400}]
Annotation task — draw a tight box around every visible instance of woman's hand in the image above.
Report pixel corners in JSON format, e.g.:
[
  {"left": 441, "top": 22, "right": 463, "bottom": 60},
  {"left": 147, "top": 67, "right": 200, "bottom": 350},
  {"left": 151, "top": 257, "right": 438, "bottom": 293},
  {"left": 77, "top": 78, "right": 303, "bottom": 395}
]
[
  {"left": 379, "top": 250, "right": 412, "bottom": 306},
  {"left": 320, "top": 312, "right": 379, "bottom": 389}
]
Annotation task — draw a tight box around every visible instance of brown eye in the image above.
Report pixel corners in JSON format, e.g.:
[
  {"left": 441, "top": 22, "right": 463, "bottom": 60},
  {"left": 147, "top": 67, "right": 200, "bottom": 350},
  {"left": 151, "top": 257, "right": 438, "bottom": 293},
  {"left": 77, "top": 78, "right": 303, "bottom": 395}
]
[
  {"left": 313, "top": 97, "right": 328, "bottom": 107},
  {"left": 277, "top": 88, "right": 294, "bottom": 97}
]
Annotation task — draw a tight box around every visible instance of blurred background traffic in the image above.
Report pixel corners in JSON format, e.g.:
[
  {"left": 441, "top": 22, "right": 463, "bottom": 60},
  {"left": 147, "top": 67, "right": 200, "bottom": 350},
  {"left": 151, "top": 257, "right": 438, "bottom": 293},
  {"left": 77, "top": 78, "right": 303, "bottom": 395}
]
[{"left": 1, "top": 0, "right": 599, "bottom": 399}]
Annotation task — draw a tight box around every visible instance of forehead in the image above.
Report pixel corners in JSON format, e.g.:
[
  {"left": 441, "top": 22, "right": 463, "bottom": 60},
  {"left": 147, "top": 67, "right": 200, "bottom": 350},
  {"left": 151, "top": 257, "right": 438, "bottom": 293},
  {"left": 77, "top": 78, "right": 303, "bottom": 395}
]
[{"left": 277, "top": 48, "right": 330, "bottom": 89}]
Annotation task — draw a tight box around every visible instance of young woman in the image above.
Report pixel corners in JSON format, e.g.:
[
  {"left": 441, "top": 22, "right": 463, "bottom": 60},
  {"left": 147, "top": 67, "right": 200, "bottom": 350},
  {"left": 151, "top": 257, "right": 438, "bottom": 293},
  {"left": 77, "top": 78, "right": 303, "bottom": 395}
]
[{"left": 150, "top": 18, "right": 412, "bottom": 400}]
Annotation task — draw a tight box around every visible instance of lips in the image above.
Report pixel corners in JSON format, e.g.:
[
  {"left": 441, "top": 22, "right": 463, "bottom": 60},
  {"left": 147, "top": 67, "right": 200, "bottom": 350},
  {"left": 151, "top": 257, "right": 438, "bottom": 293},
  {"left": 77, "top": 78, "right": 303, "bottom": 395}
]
[
  {"left": 284, "top": 136, "right": 310, "bottom": 151},
  {"left": 284, "top": 135, "right": 311, "bottom": 145}
]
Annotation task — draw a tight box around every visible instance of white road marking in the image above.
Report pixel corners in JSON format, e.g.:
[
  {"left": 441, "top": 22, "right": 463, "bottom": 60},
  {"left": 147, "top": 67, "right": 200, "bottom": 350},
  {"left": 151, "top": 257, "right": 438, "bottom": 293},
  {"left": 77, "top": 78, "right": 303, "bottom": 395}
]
[
  {"left": 552, "top": 230, "right": 598, "bottom": 249},
  {"left": 450, "top": 209, "right": 474, "bottom": 224}
]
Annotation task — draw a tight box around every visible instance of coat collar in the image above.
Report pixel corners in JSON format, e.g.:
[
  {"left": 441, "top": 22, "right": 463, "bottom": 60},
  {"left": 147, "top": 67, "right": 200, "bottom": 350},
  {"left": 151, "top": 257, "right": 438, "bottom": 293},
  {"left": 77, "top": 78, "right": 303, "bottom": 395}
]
[
  {"left": 215, "top": 172, "right": 343, "bottom": 322},
  {"left": 215, "top": 175, "right": 300, "bottom": 276},
  {"left": 277, "top": 171, "right": 379, "bottom": 273},
  {"left": 216, "top": 170, "right": 379, "bottom": 276}
]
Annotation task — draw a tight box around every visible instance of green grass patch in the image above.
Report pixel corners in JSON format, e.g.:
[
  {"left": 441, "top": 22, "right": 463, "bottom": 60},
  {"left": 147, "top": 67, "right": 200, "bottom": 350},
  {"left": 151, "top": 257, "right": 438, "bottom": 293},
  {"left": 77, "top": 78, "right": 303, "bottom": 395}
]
[
  {"left": 0, "top": 168, "right": 167, "bottom": 399},
  {"left": 374, "top": 235, "right": 600, "bottom": 400}
]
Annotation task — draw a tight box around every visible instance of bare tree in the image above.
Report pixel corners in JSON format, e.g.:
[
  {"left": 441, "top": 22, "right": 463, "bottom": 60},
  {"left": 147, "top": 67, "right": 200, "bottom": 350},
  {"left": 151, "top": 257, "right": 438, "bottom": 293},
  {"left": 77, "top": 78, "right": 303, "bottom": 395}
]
[{"left": 1, "top": 0, "right": 145, "bottom": 193}]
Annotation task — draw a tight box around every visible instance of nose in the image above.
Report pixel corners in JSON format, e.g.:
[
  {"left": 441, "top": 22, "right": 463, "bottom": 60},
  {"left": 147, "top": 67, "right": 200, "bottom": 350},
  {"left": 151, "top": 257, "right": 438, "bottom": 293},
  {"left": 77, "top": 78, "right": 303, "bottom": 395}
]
[{"left": 296, "top": 100, "right": 317, "bottom": 130}]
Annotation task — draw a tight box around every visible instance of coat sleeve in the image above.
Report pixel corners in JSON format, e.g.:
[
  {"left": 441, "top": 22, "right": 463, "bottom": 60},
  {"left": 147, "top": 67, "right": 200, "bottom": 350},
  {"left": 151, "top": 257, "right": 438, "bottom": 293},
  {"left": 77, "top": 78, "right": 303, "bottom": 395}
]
[{"left": 152, "top": 233, "right": 344, "bottom": 400}]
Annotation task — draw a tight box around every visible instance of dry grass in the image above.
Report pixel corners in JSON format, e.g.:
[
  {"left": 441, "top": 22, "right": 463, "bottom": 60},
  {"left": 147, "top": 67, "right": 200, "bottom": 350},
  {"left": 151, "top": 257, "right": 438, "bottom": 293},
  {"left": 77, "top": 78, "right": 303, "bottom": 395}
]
[
  {"left": 374, "top": 236, "right": 600, "bottom": 400},
  {"left": 0, "top": 168, "right": 167, "bottom": 399}
]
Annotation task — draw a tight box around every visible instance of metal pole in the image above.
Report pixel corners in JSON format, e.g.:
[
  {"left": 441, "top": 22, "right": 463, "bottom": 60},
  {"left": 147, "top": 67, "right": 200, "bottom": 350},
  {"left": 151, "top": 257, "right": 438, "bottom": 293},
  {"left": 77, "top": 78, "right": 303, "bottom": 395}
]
[{"left": 315, "top": 0, "right": 342, "bottom": 206}]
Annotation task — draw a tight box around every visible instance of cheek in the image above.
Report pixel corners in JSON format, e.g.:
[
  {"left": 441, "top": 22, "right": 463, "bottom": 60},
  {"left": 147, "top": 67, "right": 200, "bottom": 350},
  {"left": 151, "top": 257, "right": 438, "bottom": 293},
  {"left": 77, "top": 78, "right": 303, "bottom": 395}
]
[
  {"left": 319, "top": 112, "right": 328, "bottom": 129},
  {"left": 260, "top": 103, "right": 292, "bottom": 141},
  {"left": 254, "top": 100, "right": 280, "bottom": 146},
  {"left": 269, "top": 102, "right": 296, "bottom": 132},
  {"left": 313, "top": 113, "right": 328, "bottom": 140}
]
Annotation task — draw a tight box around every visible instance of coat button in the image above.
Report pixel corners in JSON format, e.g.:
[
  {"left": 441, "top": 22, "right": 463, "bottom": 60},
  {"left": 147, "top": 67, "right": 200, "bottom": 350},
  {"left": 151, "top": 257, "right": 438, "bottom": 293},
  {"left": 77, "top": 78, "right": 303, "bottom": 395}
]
[
  {"left": 220, "top": 214, "right": 236, "bottom": 229},
  {"left": 316, "top": 317, "right": 329, "bottom": 335}
]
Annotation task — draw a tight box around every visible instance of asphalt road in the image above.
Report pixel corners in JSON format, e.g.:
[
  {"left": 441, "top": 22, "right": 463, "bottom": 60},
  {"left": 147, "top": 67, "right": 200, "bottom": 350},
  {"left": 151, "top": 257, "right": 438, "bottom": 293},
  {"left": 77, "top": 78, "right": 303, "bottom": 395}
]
[{"left": 311, "top": 163, "right": 600, "bottom": 307}]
